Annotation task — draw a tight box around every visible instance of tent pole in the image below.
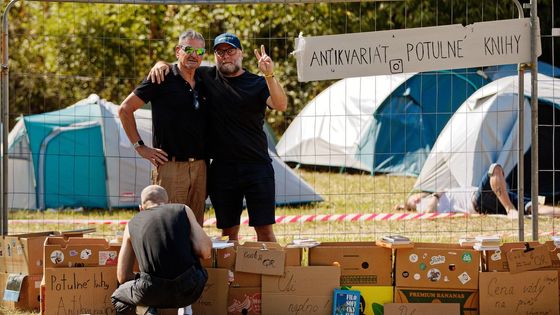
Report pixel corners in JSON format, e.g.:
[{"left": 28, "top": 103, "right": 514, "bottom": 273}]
[
  {"left": 1, "top": 0, "right": 19, "bottom": 236},
  {"left": 512, "top": 0, "right": 525, "bottom": 241},
  {"left": 530, "top": 0, "right": 539, "bottom": 241}
]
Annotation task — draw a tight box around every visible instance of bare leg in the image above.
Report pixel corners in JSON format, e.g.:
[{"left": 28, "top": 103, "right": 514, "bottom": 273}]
[
  {"left": 222, "top": 225, "right": 240, "bottom": 241},
  {"left": 254, "top": 225, "right": 276, "bottom": 242},
  {"left": 489, "top": 164, "right": 517, "bottom": 212},
  {"left": 533, "top": 204, "right": 560, "bottom": 217}
]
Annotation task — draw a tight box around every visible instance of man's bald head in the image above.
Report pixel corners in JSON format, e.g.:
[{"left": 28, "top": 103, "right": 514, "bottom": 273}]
[{"left": 140, "top": 185, "right": 169, "bottom": 210}]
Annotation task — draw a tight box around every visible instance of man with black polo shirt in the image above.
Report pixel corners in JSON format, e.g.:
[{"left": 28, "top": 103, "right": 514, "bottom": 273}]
[
  {"left": 119, "top": 30, "right": 207, "bottom": 226},
  {"left": 149, "top": 33, "right": 288, "bottom": 241}
]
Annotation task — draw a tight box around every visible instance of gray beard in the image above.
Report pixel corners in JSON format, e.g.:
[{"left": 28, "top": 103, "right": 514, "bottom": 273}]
[{"left": 218, "top": 63, "right": 240, "bottom": 75}]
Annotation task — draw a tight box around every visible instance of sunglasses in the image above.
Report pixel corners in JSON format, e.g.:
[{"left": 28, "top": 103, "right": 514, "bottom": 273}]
[
  {"left": 180, "top": 45, "right": 206, "bottom": 56},
  {"left": 214, "top": 47, "right": 238, "bottom": 57}
]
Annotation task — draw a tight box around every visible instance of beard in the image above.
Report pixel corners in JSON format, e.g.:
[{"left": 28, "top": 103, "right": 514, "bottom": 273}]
[{"left": 218, "top": 62, "right": 241, "bottom": 75}]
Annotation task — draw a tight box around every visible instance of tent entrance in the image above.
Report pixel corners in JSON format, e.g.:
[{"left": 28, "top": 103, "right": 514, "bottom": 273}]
[{"left": 38, "top": 122, "right": 107, "bottom": 209}]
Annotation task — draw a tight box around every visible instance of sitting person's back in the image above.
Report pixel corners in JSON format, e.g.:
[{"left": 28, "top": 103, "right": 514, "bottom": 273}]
[
  {"left": 112, "top": 185, "right": 211, "bottom": 315},
  {"left": 129, "top": 203, "right": 197, "bottom": 279}
]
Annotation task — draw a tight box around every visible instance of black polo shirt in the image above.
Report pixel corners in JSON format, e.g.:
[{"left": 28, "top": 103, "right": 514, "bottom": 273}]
[
  {"left": 134, "top": 64, "right": 206, "bottom": 159},
  {"left": 197, "top": 66, "right": 271, "bottom": 163}
]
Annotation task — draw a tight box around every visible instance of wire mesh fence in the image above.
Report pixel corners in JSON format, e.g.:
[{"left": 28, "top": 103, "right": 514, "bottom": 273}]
[{"left": 1, "top": 0, "right": 558, "bottom": 243}]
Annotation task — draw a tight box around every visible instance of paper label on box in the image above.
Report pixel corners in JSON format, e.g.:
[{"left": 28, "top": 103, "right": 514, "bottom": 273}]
[
  {"left": 430, "top": 255, "right": 445, "bottom": 265},
  {"left": 506, "top": 245, "right": 552, "bottom": 273},
  {"left": 99, "top": 251, "right": 118, "bottom": 266},
  {"left": 3, "top": 274, "right": 25, "bottom": 302},
  {"left": 80, "top": 249, "right": 93, "bottom": 260},
  {"left": 458, "top": 272, "right": 471, "bottom": 284},
  {"left": 50, "top": 250, "right": 64, "bottom": 264},
  {"left": 491, "top": 252, "right": 501, "bottom": 261},
  {"left": 235, "top": 246, "right": 286, "bottom": 276}
]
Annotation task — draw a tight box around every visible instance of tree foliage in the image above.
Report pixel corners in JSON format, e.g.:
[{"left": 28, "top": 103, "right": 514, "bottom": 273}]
[{"left": 2, "top": 0, "right": 557, "bottom": 135}]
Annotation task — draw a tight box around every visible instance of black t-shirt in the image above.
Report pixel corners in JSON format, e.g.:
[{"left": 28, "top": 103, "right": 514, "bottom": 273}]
[
  {"left": 197, "top": 66, "right": 271, "bottom": 163},
  {"left": 128, "top": 203, "right": 197, "bottom": 279},
  {"left": 134, "top": 64, "right": 206, "bottom": 158}
]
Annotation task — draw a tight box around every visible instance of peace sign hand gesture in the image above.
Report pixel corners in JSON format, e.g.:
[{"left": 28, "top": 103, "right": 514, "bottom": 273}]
[{"left": 254, "top": 45, "right": 274, "bottom": 77}]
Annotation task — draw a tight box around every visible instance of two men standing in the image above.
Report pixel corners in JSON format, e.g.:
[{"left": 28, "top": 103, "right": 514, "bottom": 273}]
[{"left": 119, "top": 30, "right": 287, "bottom": 241}]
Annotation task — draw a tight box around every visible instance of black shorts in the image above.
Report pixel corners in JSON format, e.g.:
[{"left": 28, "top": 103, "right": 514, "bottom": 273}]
[
  {"left": 208, "top": 160, "right": 276, "bottom": 229},
  {"left": 474, "top": 172, "right": 530, "bottom": 215}
]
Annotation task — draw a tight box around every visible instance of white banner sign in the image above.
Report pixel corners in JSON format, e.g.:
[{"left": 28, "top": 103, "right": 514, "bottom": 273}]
[{"left": 294, "top": 18, "right": 540, "bottom": 82}]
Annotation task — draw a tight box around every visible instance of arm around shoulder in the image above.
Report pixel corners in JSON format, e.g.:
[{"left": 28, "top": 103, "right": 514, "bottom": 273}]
[{"left": 184, "top": 205, "right": 212, "bottom": 259}]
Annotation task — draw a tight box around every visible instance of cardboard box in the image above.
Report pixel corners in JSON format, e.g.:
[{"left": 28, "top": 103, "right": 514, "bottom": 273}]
[
  {"left": 231, "top": 271, "right": 261, "bottom": 288},
  {"left": 395, "top": 247, "right": 479, "bottom": 289},
  {"left": 228, "top": 286, "right": 261, "bottom": 315},
  {"left": 0, "top": 273, "right": 42, "bottom": 311},
  {"left": 1, "top": 232, "right": 58, "bottom": 275},
  {"left": 395, "top": 287, "right": 478, "bottom": 315},
  {"left": 309, "top": 242, "right": 392, "bottom": 286},
  {"left": 192, "top": 268, "right": 229, "bottom": 315},
  {"left": 479, "top": 270, "right": 559, "bottom": 315},
  {"left": 235, "top": 242, "right": 286, "bottom": 276},
  {"left": 43, "top": 237, "right": 119, "bottom": 269},
  {"left": 261, "top": 266, "right": 340, "bottom": 315},
  {"left": 43, "top": 266, "right": 118, "bottom": 315},
  {"left": 344, "top": 285, "right": 392, "bottom": 315}
]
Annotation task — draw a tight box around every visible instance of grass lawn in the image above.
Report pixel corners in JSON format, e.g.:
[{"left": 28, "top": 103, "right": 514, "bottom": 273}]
[{"left": 7, "top": 169, "right": 557, "bottom": 243}]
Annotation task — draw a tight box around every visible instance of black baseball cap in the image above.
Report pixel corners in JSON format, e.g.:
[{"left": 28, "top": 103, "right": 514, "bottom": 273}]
[{"left": 213, "top": 33, "right": 242, "bottom": 50}]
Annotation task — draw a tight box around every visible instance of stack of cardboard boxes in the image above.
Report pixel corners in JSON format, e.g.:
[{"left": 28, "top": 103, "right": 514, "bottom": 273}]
[
  {"left": 0, "top": 232, "right": 56, "bottom": 311},
  {"left": 4, "top": 234, "right": 560, "bottom": 314},
  {"left": 195, "top": 241, "right": 340, "bottom": 315},
  {"left": 480, "top": 241, "right": 560, "bottom": 315}
]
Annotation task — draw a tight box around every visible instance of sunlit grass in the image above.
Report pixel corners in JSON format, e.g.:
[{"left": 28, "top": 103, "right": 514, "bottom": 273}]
[{"left": 7, "top": 169, "right": 558, "bottom": 244}]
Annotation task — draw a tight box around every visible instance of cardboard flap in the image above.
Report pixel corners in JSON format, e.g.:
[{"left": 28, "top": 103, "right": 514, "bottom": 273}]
[
  {"left": 235, "top": 243, "right": 286, "bottom": 276},
  {"left": 45, "top": 237, "right": 110, "bottom": 248},
  {"left": 243, "top": 241, "right": 283, "bottom": 249},
  {"left": 385, "top": 303, "right": 460, "bottom": 315},
  {"left": 506, "top": 244, "right": 552, "bottom": 273}
]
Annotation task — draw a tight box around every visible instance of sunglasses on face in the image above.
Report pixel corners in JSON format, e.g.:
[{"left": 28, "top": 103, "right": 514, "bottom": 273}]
[
  {"left": 214, "top": 47, "right": 238, "bottom": 57},
  {"left": 180, "top": 45, "right": 206, "bottom": 56}
]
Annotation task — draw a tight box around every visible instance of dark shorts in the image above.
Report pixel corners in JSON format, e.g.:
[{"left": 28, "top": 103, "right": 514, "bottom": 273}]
[
  {"left": 474, "top": 172, "right": 530, "bottom": 215},
  {"left": 111, "top": 265, "right": 208, "bottom": 315},
  {"left": 208, "top": 160, "right": 276, "bottom": 229}
]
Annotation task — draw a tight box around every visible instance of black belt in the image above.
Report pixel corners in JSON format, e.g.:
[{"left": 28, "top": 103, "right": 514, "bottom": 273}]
[{"left": 170, "top": 156, "right": 202, "bottom": 162}]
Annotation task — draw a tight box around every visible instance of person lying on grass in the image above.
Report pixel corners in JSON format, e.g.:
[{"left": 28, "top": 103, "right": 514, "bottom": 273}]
[{"left": 395, "top": 164, "right": 559, "bottom": 217}]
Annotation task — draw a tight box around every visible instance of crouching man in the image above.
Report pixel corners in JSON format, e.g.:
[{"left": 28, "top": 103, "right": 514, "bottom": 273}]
[{"left": 112, "top": 185, "right": 212, "bottom": 315}]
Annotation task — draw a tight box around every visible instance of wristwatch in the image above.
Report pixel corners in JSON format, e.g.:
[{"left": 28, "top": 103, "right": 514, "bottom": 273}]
[{"left": 133, "top": 139, "right": 145, "bottom": 149}]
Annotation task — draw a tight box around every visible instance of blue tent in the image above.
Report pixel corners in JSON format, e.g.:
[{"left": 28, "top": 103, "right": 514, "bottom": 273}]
[{"left": 355, "top": 68, "right": 490, "bottom": 176}]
